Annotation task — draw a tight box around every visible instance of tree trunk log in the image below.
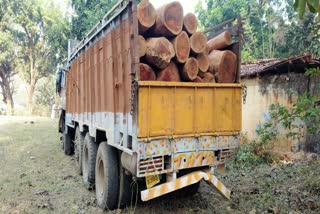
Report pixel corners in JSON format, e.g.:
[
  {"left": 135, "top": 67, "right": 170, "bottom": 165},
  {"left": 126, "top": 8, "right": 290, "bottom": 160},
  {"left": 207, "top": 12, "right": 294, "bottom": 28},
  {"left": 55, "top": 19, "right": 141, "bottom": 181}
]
[
  {"left": 196, "top": 52, "right": 209, "bottom": 72},
  {"left": 190, "top": 32, "right": 207, "bottom": 54},
  {"left": 183, "top": 13, "right": 197, "bottom": 35},
  {"left": 208, "top": 50, "right": 237, "bottom": 83},
  {"left": 192, "top": 76, "right": 203, "bottom": 82},
  {"left": 202, "top": 72, "right": 215, "bottom": 83},
  {"left": 171, "top": 31, "right": 190, "bottom": 63},
  {"left": 180, "top": 57, "right": 198, "bottom": 81},
  {"left": 157, "top": 62, "right": 181, "bottom": 82},
  {"left": 137, "top": 0, "right": 157, "bottom": 34},
  {"left": 139, "top": 35, "right": 146, "bottom": 57},
  {"left": 207, "top": 31, "right": 232, "bottom": 52},
  {"left": 145, "top": 37, "right": 175, "bottom": 69},
  {"left": 139, "top": 63, "right": 156, "bottom": 80},
  {"left": 153, "top": 1, "right": 184, "bottom": 37}
]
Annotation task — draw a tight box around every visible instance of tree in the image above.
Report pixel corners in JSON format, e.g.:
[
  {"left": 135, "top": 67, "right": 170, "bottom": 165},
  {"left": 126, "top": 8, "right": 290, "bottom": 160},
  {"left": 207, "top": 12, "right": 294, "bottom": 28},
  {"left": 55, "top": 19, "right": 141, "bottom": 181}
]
[{"left": 294, "top": 0, "right": 320, "bottom": 19}]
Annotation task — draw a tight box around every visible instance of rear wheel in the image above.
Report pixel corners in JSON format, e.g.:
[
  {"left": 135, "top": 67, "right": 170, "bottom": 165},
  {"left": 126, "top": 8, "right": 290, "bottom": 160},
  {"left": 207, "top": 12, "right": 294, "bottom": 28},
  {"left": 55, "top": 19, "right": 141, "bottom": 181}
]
[
  {"left": 95, "top": 142, "right": 119, "bottom": 210},
  {"left": 74, "top": 127, "right": 85, "bottom": 175},
  {"left": 63, "top": 131, "right": 73, "bottom": 155},
  {"left": 82, "top": 133, "right": 98, "bottom": 189},
  {"left": 118, "top": 164, "right": 136, "bottom": 208}
]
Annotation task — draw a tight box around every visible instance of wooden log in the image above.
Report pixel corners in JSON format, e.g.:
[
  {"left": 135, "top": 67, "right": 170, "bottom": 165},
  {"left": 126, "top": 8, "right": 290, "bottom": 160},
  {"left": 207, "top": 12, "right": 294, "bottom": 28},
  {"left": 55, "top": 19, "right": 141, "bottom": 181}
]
[
  {"left": 157, "top": 62, "right": 181, "bottom": 82},
  {"left": 145, "top": 37, "right": 175, "bottom": 69},
  {"left": 202, "top": 72, "right": 215, "bottom": 83},
  {"left": 207, "top": 31, "right": 232, "bottom": 52},
  {"left": 153, "top": 1, "right": 184, "bottom": 37},
  {"left": 208, "top": 50, "right": 237, "bottom": 83},
  {"left": 183, "top": 13, "right": 197, "bottom": 35},
  {"left": 190, "top": 32, "right": 207, "bottom": 54},
  {"left": 180, "top": 57, "right": 199, "bottom": 81},
  {"left": 138, "top": 63, "right": 156, "bottom": 81},
  {"left": 171, "top": 31, "right": 190, "bottom": 63},
  {"left": 192, "top": 76, "right": 203, "bottom": 82},
  {"left": 137, "top": 0, "right": 157, "bottom": 34},
  {"left": 139, "top": 35, "right": 146, "bottom": 57},
  {"left": 196, "top": 52, "right": 209, "bottom": 72}
]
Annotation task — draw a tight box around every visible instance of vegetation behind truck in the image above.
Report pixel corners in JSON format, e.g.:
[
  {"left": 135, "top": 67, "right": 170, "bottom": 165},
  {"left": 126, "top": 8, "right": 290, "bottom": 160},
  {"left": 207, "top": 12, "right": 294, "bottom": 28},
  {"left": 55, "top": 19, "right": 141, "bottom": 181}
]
[{"left": 56, "top": 0, "right": 242, "bottom": 210}]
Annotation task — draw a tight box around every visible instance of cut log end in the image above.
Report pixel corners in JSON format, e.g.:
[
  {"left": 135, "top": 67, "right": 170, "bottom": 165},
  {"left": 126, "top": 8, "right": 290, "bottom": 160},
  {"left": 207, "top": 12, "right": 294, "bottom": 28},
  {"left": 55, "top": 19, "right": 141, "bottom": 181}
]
[
  {"left": 190, "top": 32, "right": 207, "bottom": 54},
  {"left": 154, "top": 1, "right": 184, "bottom": 36},
  {"left": 171, "top": 31, "right": 190, "bottom": 63},
  {"left": 181, "top": 57, "right": 199, "bottom": 81},
  {"left": 202, "top": 72, "right": 215, "bottom": 83},
  {"left": 157, "top": 62, "right": 181, "bottom": 82},
  {"left": 138, "top": 35, "right": 146, "bottom": 57},
  {"left": 183, "top": 13, "right": 197, "bottom": 35},
  {"left": 137, "top": 0, "right": 157, "bottom": 34},
  {"left": 207, "top": 31, "right": 232, "bottom": 52},
  {"left": 193, "top": 76, "right": 203, "bottom": 82},
  {"left": 196, "top": 52, "right": 209, "bottom": 72},
  {"left": 139, "top": 63, "right": 156, "bottom": 81}
]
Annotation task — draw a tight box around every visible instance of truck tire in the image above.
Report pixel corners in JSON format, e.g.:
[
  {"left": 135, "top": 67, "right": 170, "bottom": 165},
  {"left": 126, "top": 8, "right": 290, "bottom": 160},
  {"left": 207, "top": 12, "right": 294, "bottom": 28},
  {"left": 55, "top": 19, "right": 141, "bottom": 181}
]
[
  {"left": 74, "top": 127, "right": 85, "bottom": 175},
  {"left": 95, "top": 142, "right": 119, "bottom": 210},
  {"left": 63, "top": 131, "right": 73, "bottom": 155},
  {"left": 118, "top": 165, "right": 136, "bottom": 208},
  {"left": 82, "top": 133, "right": 98, "bottom": 190}
]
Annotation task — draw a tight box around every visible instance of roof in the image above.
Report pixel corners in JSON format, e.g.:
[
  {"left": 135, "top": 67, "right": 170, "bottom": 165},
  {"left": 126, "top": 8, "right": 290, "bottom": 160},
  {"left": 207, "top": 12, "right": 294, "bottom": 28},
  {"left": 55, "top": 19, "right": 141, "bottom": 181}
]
[{"left": 241, "top": 53, "right": 320, "bottom": 78}]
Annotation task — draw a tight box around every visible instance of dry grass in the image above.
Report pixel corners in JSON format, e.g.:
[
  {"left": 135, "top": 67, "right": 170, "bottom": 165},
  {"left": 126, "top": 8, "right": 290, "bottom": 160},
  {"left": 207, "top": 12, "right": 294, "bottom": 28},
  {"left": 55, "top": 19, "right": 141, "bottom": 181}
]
[{"left": 0, "top": 116, "right": 319, "bottom": 214}]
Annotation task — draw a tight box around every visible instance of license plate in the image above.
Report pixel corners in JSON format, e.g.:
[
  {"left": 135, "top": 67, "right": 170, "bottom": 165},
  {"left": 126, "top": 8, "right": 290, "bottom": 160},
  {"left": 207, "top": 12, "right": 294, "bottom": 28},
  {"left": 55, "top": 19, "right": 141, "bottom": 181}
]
[{"left": 146, "top": 174, "right": 160, "bottom": 189}]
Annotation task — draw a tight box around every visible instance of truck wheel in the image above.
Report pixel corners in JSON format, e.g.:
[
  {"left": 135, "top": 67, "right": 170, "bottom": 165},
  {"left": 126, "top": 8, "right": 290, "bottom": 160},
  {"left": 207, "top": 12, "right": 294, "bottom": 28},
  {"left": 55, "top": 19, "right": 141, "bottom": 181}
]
[
  {"left": 74, "top": 127, "right": 85, "bottom": 175},
  {"left": 118, "top": 165, "right": 136, "bottom": 208},
  {"left": 95, "top": 142, "right": 119, "bottom": 210},
  {"left": 63, "top": 131, "right": 73, "bottom": 155},
  {"left": 82, "top": 133, "right": 98, "bottom": 190}
]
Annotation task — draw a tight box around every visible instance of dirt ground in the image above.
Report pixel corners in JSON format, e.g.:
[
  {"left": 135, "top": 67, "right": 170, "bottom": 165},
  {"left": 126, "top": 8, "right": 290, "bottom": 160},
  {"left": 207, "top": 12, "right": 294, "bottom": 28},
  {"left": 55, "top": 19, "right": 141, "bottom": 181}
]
[{"left": 0, "top": 117, "right": 319, "bottom": 214}]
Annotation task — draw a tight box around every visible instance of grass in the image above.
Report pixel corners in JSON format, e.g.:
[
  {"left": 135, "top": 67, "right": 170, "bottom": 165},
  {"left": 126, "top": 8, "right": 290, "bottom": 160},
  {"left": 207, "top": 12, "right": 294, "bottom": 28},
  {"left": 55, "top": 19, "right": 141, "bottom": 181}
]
[{"left": 0, "top": 116, "right": 319, "bottom": 213}]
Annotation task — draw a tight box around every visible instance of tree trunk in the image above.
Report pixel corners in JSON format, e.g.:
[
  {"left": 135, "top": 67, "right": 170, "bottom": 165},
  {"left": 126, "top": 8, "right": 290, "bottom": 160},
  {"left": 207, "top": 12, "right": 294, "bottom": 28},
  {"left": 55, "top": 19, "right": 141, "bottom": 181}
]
[
  {"left": 0, "top": 70, "right": 15, "bottom": 115},
  {"left": 190, "top": 32, "right": 207, "bottom": 54},
  {"left": 145, "top": 37, "right": 175, "bottom": 69},
  {"left": 137, "top": 0, "right": 157, "bottom": 34},
  {"left": 139, "top": 35, "right": 146, "bottom": 57},
  {"left": 207, "top": 31, "right": 232, "bottom": 52},
  {"left": 180, "top": 57, "right": 198, "bottom": 81},
  {"left": 157, "top": 62, "right": 181, "bottom": 82},
  {"left": 153, "top": 1, "right": 184, "bottom": 37},
  {"left": 208, "top": 50, "right": 237, "bottom": 83},
  {"left": 27, "top": 81, "right": 36, "bottom": 115},
  {"left": 171, "top": 31, "right": 190, "bottom": 63},
  {"left": 138, "top": 63, "right": 156, "bottom": 80},
  {"left": 183, "top": 13, "right": 197, "bottom": 35},
  {"left": 196, "top": 52, "right": 209, "bottom": 72}
]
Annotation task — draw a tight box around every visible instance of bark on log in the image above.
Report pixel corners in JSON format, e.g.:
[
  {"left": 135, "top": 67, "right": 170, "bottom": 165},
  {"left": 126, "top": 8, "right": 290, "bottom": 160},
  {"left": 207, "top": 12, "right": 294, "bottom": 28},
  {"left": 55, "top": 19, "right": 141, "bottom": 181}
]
[
  {"left": 208, "top": 50, "right": 237, "bottom": 83},
  {"left": 137, "top": 0, "right": 157, "bottom": 34},
  {"left": 196, "top": 52, "right": 209, "bottom": 72},
  {"left": 180, "top": 57, "right": 199, "bottom": 81},
  {"left": 145, "top": 37, "right": 175, "bottom": 69},
  {"left": 207, "top": 31, "right": 232, "bottom": 52},
  {"left": 157, "top": 62, "right": 181, "bottom": 82},
  {"left": 190, "top": 32, "right": 207, "bottom": 54},
  {"left": 192, "top": 76, "right": 203, "bottom": 82},
  {"left": 183, "top": 13, "right": 197, "bottom": 35},
  {"left": 139, "top": 35, "right": 146, "bottom": 57},
  {"left": 139, "top": 63, "right": 156, "bottom": 81},
  {"left": 153, "top": 1, "right": 184, "bottom": 37},
  {"left": 171, "top": 31, "right": 190, "bottom": 63},
  {"left": 202, "top": 72, "right": 215, "bottom": 83}
]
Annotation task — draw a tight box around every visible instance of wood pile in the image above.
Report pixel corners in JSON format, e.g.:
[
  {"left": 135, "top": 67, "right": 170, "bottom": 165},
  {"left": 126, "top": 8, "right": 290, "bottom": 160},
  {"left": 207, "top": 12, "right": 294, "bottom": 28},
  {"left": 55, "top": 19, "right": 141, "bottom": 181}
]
[{"left": 137, "top": 0, "right": 237, "bottom": 83}]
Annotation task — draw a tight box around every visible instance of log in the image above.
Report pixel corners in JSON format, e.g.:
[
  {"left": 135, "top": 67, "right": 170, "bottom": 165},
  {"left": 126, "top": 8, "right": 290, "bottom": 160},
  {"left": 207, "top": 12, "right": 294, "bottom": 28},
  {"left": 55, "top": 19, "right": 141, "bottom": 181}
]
[
  {"left": 196, "top": 52, "right": 209, "bottom": 72},
  {"left": 139, "top": 35, "right": 146, "bottom": 57},
  {"left": 157, "top": 62, "right": 181, "bottom": 82},
  {"left": 137, "top": 0, "right": 157, "bottom": 34},
  {"left": 183, "top": 13, "right": 197, "bottom": 35},
  {"left": 190, "top": 32, "right": 207, "bottom": 54},
  {"left": 138, "top": 63, "right": 156, "bottom": 81},
  {"left": 171, "top": 31, "right": 190, "bottom": 63},
  {"left": 192, "top": 76, "right": 203, "bottom": 82},
  {"left": 153, "top": 1, "right": 184, "bottom": 37},
  {"left": 202, "top": 72, "right": 215, "bottom": 83},
  {"left": 207, "top": 31, "right": 232, "bottom": 52},
  {"left": 208, "top": 50, "right": 237, "bottom": 83},
  {"left": 180, "top": 57, "right": 199, "bottom": 81},
  {"left": 145, "top": 37, "right": 175, "bottom": 69}
]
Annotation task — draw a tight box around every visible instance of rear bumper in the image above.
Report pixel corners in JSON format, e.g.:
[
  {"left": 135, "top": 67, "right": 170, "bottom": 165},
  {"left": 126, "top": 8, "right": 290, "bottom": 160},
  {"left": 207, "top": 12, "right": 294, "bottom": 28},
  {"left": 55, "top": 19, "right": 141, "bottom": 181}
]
[{"left": 141, "top": 171, "right": 231, "bottom": 201}]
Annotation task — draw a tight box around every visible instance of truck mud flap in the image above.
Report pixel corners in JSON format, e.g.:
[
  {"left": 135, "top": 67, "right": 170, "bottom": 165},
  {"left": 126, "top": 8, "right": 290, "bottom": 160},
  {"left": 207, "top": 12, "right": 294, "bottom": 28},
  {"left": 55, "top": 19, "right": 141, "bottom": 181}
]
[{"left": 141, "top": 171, "right": 231, "bottom": 201}]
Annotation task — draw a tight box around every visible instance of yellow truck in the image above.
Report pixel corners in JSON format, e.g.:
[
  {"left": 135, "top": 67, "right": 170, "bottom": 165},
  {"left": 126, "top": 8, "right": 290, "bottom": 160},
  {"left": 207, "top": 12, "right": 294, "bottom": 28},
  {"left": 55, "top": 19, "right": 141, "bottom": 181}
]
[{"left": 56, "top": 0, "right": 242, "bottom": 210}]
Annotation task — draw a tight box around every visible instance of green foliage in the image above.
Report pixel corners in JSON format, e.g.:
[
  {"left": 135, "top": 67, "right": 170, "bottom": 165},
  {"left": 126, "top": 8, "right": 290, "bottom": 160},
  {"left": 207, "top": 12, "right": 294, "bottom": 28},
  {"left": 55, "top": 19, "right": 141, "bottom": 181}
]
[
  {"left": 34, "top": 76, "right": 55, "bottom": 117},
  {"left": 294, "top": 0, "right": 320, "bottom": 19}
]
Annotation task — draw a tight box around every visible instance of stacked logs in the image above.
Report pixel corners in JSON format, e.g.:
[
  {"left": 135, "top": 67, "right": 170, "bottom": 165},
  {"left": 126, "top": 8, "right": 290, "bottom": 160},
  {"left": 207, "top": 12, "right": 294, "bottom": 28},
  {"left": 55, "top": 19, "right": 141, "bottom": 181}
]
[{"left": 137, "top": 0, "right": 237, "bottom": 83}]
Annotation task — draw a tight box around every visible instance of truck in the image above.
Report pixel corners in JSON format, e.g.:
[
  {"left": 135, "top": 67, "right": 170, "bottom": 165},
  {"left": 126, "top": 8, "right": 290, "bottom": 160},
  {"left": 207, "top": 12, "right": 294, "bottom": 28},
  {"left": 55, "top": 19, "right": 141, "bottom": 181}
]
[{"left": 56, "top": 0, "right": 243, "bottom": 210}]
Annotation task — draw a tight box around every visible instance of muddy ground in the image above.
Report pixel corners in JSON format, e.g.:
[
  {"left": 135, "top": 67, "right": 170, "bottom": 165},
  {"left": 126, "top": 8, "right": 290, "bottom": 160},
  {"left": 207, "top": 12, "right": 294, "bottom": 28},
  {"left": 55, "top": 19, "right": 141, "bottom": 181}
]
[{"left": 0, "top": 117, "right": 319, "bottom": 213}]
